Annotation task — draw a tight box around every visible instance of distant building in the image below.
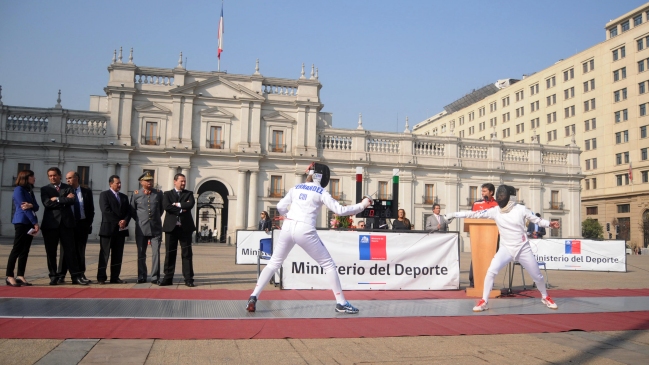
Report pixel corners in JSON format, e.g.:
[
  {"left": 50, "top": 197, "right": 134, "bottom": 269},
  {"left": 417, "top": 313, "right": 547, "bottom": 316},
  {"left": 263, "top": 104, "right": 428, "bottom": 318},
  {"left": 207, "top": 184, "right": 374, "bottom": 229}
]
[
  {"left": 0, "top": 51, "right": 581, "bottom": 250},
  {"left": 414, "top": 2, "right": 649, "bottom": 249}
]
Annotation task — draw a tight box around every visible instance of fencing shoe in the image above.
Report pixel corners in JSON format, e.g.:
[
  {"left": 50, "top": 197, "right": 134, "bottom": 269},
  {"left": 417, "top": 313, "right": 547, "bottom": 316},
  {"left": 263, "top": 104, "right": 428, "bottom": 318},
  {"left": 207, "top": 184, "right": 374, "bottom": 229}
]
[
  {"left": 335, "top": 301, "right": 359, "bottom": 314},
  {"left": 473, "top": 299, "right": 489, "bottom": 312},
  {"left": 246, "top": 296, "right": 257, "bottom": 312},
  {"left": 542, "top": 296, "right": 558, "bottom": 309}
]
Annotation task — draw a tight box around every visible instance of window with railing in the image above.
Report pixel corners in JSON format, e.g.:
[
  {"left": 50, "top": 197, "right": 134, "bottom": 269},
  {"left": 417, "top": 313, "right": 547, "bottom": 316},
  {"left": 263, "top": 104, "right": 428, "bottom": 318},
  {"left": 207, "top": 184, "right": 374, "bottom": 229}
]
[
  {"left": 469, "top": 186, "right": 478, "bottom": 205},
  {"left": 77, "top": 166, "right": 90, "bottom": 188},
  {"left": 378, "top": 181, "right": 389, "bottom": 200},
  {"left": 424, "top": 184, "right": 435, "bottom": 204},
  {"left": 209, "top": 126, "right": 224, "bottom": 149},
  {"left": 330, "top": 178, "right": 341, "bottom": 200},
  {"left": 270, "top": 176, "right": 283, "bottom": 197},
  {"left": 550, "top": 190, "right": 561, "bottom": 209},
  {"left": 144, "top": 122, "right": 159, "bottom": 145},
  {"left": 271, "top": 130, "right": 285, "bottom": 152},
  {"left": 618, "top": 217, "right": 630, "bottom": 240}
]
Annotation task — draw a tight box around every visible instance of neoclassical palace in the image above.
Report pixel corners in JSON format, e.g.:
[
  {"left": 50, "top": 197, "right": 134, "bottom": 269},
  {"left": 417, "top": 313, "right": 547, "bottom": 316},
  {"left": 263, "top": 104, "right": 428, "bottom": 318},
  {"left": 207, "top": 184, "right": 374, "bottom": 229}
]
[{"left": 0, "top": 51, "right": 582, "bottom": 250}]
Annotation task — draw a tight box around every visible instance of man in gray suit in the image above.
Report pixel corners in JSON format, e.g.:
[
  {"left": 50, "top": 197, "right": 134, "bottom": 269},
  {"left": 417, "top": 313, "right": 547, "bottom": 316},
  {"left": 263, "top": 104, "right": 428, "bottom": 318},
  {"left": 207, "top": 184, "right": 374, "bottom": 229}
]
[
  {"left": 130, "top": 172, "right": 164, "bottom": 283},
  {"left": 425, "top": 203, "right": 449, "bottom": 232}
]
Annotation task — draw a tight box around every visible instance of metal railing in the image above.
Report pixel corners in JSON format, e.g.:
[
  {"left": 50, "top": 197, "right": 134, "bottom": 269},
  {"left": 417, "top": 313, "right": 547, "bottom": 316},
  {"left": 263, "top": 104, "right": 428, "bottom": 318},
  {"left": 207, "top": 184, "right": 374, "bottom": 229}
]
[
  {"left": 207, "top": 139, "right": 225, "bottom": 149},
  {"left": 269, "top": 143, "right": 286, "bottom": 153},
  {"left": 141, "top": 136, "right": 160, "bottom": 146},
  {"left": 549, "top": 201, "right": 564, "bottom": 210},
  {"left": 422, "top": 195, "right": 439, "bottom": 205},
  {"left": 268, "top": 188, "right": 285, "bottom": 198}
]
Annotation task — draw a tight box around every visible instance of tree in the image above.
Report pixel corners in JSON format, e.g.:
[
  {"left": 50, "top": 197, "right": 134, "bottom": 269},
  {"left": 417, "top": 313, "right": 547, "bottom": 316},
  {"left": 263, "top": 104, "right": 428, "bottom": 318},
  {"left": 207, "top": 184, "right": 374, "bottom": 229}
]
[{"left": 582, "top": 218, "right": 603, "bottom": 239}]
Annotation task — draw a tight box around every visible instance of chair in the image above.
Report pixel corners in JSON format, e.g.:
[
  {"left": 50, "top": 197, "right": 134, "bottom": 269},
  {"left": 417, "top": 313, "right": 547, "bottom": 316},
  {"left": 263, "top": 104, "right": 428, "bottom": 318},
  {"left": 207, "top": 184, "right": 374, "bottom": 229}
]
[
  {"left": 508, "top": 261, "right": 549, "bottom": 292},
  {"left": 257, "top": 238, "right": 273, "bottom": 278}
]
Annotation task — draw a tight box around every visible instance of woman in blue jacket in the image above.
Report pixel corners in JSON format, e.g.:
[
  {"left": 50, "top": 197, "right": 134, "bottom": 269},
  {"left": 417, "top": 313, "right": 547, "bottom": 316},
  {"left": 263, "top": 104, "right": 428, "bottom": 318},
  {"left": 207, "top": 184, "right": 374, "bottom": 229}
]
[{"left": 6, "top": 170, "right": 39, "bottom": 287}]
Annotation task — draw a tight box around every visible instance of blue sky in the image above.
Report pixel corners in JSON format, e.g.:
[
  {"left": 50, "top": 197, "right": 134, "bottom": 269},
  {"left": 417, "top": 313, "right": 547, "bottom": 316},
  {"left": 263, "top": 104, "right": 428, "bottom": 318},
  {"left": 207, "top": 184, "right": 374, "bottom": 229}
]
[{"left": 1, "top": 0, "right": 647, "bottom": 132}]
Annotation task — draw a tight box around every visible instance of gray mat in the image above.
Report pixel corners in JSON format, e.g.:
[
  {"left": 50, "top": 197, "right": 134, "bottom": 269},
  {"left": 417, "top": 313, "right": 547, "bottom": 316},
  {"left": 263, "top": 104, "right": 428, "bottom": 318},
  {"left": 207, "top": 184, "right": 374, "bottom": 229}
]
[{"left": 0, "top": 297, "right": 647, "bottom": 320}]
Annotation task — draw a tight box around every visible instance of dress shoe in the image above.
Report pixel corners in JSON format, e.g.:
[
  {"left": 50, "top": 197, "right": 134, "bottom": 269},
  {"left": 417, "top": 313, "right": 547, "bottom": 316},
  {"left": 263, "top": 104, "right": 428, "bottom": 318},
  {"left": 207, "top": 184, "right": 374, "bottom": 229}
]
[
  {"left": 49, "top": 278, "right": 59, "bottom": 286},
  {"left": 5, "top": 278, "right": 22, "bottom": 287},
  {"left": 136, "top": 279, "right": 146, "bottom": 284},
  {"left": 72, "top": 278, "right": 89, "bottom": 285},
  {"left": 109, "top": 279, "right": 127, "bottom": 284},
  {"left": 185, "top": 281, "right": 195, "bottom": 287},
  {"left": 57, "top": 277, "right": 65, "bottom": 284},
  {"left": 15, "top": 278, "right": 32, "bottom": 286},
  {"left": 82, "top": 275, "right": 91, "bottom": 283},
  {"left": 157, "top": 280, "right": 173, "bottom": 286},
  {"left": 97, "top": 280, "right": 106, "bottom": 285},
  {"left": 151, "top": 278, "right": 159, "bottom": 283}
]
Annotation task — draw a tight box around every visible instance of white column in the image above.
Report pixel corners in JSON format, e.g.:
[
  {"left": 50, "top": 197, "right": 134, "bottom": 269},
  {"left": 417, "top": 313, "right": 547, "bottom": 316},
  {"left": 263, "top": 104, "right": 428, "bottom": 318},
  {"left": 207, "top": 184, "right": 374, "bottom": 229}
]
[
  {"left": 236, "top": 170, "right": 247, "bottom": 229},
  {"left": 168, "top": 166, "right": 176, "bottom": 191},
  {"left": 107, "top": 163, "right": 116, "bottom": 179},
  {"left": 182, "top": 167, "right": 191, "bottom": 190},
  {"left": 120, "top": 163, "right": 130, "bottom": 193},
  {"left": 247, "top": 170, "right": 259, "bottom": 229}
]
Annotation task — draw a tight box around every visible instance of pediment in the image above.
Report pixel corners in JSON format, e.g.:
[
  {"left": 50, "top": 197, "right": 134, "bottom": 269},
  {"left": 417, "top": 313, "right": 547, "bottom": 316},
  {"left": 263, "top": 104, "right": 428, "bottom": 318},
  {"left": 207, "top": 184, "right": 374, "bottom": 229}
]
[
  {"left": 200, "top": 106, "right": 235, "bottom": 118},
  {"left": 134, "top": 102, "right": 172, "bottom": 114},
  {"left": 262, "top": 111, "right": 296, "bottom": 123},
  {"left": 171, "top": 76, "right": 264, "bottom": 101}
]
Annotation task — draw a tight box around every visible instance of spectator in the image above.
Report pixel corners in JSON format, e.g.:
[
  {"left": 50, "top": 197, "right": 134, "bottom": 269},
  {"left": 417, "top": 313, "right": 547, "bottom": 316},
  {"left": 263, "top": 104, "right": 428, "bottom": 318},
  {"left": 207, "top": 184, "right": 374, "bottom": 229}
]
[
  {"left": 258, "top": 211, "right": 272, "bottom": 232},
  {"left": 392, "top": 209, "right": 412, "bottom": 230},
  {"left": 6, "top": 170, "right": 39, "bottom": 287},
  {"left": 425, "top": 203, "right": 450, "bottom": 232},
  {"left": 208, "top": 229, "right": 213, "bottom": 242},
  {"left": 527, "top": 213, "right": 547, "bottom": 238},
  {"left": 357, "top": 221, "right": 366, "bottom": 229}
]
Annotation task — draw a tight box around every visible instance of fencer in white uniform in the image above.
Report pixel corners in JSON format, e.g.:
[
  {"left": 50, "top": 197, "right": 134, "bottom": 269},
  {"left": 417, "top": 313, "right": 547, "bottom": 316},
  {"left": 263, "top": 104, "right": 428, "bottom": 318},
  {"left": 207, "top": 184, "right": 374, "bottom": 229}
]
[
  {"left": 246, "top": 162, "right": 372, "bottom": 314},
  {"left": 445, "top": 185, "right": 561, "bottom": 312}
]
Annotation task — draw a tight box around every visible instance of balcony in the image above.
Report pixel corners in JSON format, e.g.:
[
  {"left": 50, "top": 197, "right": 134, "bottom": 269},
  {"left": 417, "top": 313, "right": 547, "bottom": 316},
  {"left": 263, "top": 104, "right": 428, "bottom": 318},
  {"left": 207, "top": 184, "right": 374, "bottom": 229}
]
[
  {"left": 269, "top": 143, "right": 286, "bottom": 153},
  {"left": 141, "top": 136, "right": 160, "bottom": 146},
  {"left": 268, "top": 188, "right": 285, "bottom": 198},
  {"left": 207, "top": 139, "right": 225, "bottom": 149},
  {"left": 422, "top": 195, "right": 439, "bottom": 205},
  {"left": 377, "top": 194, "right": 392, "bottom": 200},
  {"left": 548, "top": 201, "right": 564, "bottom": 210}
]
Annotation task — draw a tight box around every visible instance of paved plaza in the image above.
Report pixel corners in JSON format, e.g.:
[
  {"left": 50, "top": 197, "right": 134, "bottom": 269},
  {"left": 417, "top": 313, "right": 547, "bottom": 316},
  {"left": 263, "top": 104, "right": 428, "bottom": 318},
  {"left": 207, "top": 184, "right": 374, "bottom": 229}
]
[{"left": 0, "top": 238, "right": 648, "bottom": 364}]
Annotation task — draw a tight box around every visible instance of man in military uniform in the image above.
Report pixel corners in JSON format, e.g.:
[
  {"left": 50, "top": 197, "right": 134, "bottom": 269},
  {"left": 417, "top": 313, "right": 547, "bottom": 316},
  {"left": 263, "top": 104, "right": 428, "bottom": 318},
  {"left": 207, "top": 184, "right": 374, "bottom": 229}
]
[{"left": 130, "top": 172, "right": 164, "bottom": 283}]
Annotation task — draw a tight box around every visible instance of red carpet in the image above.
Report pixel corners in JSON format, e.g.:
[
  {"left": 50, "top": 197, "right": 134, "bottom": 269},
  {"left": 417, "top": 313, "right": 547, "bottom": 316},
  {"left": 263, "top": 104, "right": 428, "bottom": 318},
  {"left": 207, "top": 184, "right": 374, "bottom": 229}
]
[
  {"left": 0, "top": 312, "right": 648, "bottom": 339},
  {"left": 1, "top": 287, "right": 648, "bottom": 300}
]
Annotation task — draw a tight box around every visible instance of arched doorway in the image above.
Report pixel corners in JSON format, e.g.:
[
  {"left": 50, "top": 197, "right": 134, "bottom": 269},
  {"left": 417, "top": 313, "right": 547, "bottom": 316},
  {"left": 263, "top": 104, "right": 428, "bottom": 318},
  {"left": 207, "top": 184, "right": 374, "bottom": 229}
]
[
  {"left": 643, "top": 210, "right": 649, "bottom": 248},
  {"left": 197, "top": 180, "right": 230, "bottom": 243}
]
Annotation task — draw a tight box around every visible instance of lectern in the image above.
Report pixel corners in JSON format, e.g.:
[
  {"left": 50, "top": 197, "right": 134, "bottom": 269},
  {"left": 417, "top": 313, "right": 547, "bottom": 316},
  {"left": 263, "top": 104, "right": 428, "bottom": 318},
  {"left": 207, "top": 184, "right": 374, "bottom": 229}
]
[{"left": 464, "top": 218, "right": 500, "bottom": 298}]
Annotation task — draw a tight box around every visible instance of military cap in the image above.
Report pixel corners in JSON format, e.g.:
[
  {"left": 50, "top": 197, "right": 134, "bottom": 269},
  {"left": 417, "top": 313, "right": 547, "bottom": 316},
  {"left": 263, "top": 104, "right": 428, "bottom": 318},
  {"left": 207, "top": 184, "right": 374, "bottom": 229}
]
[{"left": 139, "top": 171, "right": 154, "bottom": 181}]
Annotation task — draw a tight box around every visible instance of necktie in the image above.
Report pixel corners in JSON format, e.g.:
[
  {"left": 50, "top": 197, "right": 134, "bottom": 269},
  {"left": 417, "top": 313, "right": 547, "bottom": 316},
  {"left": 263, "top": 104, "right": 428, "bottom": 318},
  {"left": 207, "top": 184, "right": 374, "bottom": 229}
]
[
  {"left": 73, "top": 189, "right": 81, "bottom": 220},
  {"left": 114, "top": 191, "right": 121, "bottom": 206},
  {"left": 55, "top": 185, "right": 60, "bottom": 192}
]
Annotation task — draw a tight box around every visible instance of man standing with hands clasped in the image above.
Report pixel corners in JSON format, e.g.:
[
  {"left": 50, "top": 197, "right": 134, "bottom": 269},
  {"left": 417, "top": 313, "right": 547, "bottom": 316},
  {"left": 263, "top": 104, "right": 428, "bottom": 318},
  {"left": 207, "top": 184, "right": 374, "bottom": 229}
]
[
  {"left": 130, "top": 172, "right": 163, "bottom": 283},
  {"left": 159, "top": 173, "right": 196, "bottom": 287},
  {"left": 41, "top": 167, "right": 89, "bottom": 285},
  {"left": 97, "top": 175, "right": 131, "bottom": 284},
  {"left": 425, "top": 203, "right": 450, "bottom": 232}
]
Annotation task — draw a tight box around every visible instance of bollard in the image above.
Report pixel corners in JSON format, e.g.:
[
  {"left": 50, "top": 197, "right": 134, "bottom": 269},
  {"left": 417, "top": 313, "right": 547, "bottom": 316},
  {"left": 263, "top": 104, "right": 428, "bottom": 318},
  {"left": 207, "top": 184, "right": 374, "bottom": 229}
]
[{"left": 227, "top": 236, "right": 232, "bottom": 246}]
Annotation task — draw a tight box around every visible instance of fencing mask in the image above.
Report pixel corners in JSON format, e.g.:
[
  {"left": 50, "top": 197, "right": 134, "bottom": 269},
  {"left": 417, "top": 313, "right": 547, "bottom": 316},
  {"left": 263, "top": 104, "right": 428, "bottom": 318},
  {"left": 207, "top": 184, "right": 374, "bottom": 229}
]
[
  {"left": 305, "top": 162, "right": 330, "bottom": 188},
  {"left": 495, "top": 185, "right": 517, "bottom": 209}
]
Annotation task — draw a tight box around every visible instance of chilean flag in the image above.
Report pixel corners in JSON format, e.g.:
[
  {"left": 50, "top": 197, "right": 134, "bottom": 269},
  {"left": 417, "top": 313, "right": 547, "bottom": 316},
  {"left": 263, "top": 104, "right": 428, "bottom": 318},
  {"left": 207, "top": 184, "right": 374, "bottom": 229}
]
[
  {"left": 629, "top": 162, "right": 633, "bottom": 182},
  {"left": 217, "top": 4, "right": 224, "bottom": 59}
]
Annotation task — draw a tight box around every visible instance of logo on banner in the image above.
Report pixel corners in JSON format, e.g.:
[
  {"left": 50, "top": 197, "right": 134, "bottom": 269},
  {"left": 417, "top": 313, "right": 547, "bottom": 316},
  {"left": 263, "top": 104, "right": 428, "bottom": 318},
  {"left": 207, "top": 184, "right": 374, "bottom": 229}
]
[
  {"left": 565, "top": 240, "right": 581, "bottom": 254},
  {"left": 359, "top": 235, "right": 387, "bottom": 260}
]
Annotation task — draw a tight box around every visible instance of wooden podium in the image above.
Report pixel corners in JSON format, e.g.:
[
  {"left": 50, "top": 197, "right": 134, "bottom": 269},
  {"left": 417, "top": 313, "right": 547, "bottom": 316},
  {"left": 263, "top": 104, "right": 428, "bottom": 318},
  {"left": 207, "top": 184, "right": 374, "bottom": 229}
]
[{"left": 464, "top": 218, "right": 500, "bottom": 298}]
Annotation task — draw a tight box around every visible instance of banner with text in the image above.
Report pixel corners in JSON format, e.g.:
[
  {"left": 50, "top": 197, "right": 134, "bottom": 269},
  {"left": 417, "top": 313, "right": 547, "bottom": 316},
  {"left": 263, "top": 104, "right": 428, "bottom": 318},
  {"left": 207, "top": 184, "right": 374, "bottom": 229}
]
[
  {"left": 281, "top": 230, "right": 459, "bottom": 290},
  {"left": 236, "top": 230, "right": 273, "bottom": 265},
  {"left": 529, "top": 239, "right": 626, "bottom": 272}
]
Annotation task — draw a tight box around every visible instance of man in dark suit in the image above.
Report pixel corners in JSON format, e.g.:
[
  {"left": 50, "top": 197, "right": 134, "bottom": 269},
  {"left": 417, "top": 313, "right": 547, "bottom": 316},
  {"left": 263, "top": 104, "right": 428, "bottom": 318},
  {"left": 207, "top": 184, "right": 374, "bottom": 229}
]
[
  {"left": 97, "top": 175, "right": 131, "bottom": 284},
  {"left": 527, "top": 213, "right": 547, "bottom": 238},
  {"left": 41, "top": 167, "right": 89, "bottom": 285},
  {"left": 57, "top": 171, "right": 95, "bottom": 282},
  {"left": 159, "top": 173, "right": 196, "bottom": 287}
]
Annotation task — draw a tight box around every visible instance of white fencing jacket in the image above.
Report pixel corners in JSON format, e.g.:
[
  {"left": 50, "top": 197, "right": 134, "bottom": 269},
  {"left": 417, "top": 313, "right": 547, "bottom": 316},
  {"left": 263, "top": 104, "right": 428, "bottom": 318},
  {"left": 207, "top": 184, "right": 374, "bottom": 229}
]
[
  {"left": 454, "top": 204, "right": 550, "bottom": 258},
  {"left": 278, "top": 182, "right": 368, "bottom": 227}
]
